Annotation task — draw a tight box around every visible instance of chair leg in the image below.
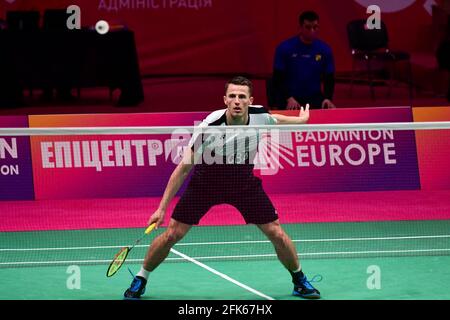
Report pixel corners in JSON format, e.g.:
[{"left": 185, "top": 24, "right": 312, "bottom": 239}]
[
  {"left": 447, "top": 75, "right": 450, "bottom": 102},
  {"left": 386, "top": 60, "right": 394, "bottom": 98},
  {"left": 407, "top": 60, "right": 414, "bottom": 104},
  {"left": 349, "top": 59, "right": 356, "bottom": 97},
  {"left": 367, "top": 58, "right": 375, "bottom": 100}
]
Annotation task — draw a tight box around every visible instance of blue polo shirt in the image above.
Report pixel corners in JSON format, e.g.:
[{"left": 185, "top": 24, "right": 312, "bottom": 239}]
[{"left": 273, "top": 36, "right": 335, "bottom": 99}]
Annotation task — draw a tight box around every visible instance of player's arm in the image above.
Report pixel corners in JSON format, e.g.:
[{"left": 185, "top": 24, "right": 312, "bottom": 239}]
[
  {"left": 148, "top": 148, "right": 195, "bottom": 228},
  {"left": 271, "top": 104, "right": 310, "bottom": 124}
]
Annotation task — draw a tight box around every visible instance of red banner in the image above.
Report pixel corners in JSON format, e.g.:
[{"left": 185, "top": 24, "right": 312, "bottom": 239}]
[{"left": 1, "top": 0, "right": 434, "bottom": 76}]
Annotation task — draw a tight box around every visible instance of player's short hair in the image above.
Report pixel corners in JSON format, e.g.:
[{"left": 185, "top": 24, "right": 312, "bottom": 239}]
[
  {"left": 225, "top": 76, "right": 253, "bottom": 96},
  {"left": 299, "top": 10, "right": 319, "bottom": 26}
]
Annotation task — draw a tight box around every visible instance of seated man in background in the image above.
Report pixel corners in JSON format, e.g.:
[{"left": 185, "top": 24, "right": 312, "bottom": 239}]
[{"left": 272, "top": 10, "right": 336, "bottom": 110}]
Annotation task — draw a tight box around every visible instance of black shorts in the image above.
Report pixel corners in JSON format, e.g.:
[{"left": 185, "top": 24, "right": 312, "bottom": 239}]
[{"left": 171, "top": 176, "right": 278, "bottom": 225}]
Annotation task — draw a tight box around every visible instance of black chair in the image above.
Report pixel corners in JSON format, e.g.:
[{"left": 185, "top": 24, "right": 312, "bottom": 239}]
[
  {"left": 437, "top": 39, "right": 450, "bottom": 101},
  {"left": 3, "top": 11, "right": 41, "bottom": 103},
  {"left": 6, "top": 10, "right": 40, "bottom": 31},
  {"left": 42, "top": 9, "right": 70, "bottom": 31},
  {"left": 42, "top": 9, "right": 84, "bottom": 101},
  {"left": 346, "top": 19, "right": 413, "bottom": 100}
]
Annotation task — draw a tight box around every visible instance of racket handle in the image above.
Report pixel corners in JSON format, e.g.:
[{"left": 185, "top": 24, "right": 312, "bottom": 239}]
[{"left": 145, "top": 223, "right": 157, "bottom": 234}]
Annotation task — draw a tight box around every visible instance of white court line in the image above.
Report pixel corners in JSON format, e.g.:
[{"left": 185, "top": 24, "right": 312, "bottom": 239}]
[
  {"left": 169, "top": 248, "right": 275, "bottom": 301},
  {"left": 1, "top": 248, "right": 450, "bottom": 266},
  {"left": 176, "top": 234, "right": 450, "bottom": 246},
  {"left": 0, "top": 245, "right": 124, "bottom": 252},
  {"left": 1, "top": 234, "right": 450, "bottom": 252}
]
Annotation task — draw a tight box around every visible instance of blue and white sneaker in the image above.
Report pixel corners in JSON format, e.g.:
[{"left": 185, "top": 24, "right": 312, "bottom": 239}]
[
  {"left": 124, "top": 276, "right": 147, "bottom": 300},
  {"left": 292, "top": 274, "right": 321, "bottom": 299}
]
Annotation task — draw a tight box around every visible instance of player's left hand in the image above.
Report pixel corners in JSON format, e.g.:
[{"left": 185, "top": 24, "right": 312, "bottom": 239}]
[
  {"left": 298, "top": 103, "right": 310, "bottom": 123},
  {"left": 321, "top": 99, "right": 336, "bottom": 109}
]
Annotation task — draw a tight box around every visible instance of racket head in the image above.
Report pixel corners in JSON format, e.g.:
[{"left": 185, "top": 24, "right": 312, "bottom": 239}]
[{"left": 106, "top": 247, "right": 130, "bottom": 277}]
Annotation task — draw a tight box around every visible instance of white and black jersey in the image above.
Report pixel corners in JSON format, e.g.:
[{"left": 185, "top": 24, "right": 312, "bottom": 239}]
[
  {"left": 172, "top": 105, "right": 279, "bottom": 226},
  {"left": 189, "top": 105, "right": 277, "bottom": 178}
]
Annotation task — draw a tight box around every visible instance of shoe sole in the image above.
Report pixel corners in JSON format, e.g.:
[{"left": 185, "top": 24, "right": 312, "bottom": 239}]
[
  {"left": 123, "top": 296, "right": 141, "bottom": 300},
  {"left": 292, "top": 291, "right": 321, "bottom": 299},
  {"left": 123, "top": 287, "right": 145, "bottom": 300}
]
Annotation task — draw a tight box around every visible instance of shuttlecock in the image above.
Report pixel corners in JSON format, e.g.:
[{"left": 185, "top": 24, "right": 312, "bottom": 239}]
[{"left": 95, "top": 20, "right": 110, "bottom": 35}]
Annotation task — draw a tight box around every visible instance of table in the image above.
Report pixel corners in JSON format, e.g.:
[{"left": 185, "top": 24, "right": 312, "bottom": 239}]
[{"left": 0, "top": 28, "right": 144, "bottom": 107}]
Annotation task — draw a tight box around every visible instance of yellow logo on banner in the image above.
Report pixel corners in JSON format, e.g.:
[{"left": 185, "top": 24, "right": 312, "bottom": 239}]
[{"left": 315, "top": 54, "right": 322, "bottom": 61}]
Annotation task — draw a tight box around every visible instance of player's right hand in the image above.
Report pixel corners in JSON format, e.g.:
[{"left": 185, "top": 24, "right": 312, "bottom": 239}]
[
  {"left": 147, "top": 208, "right": 166, "bottom": 229},
  {"left": 299, "top": 103, "right": 310, "bottom": 123}
]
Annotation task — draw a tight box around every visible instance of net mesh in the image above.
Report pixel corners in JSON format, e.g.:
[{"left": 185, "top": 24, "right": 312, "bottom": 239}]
[{"left": 1, "top": 123, "right": 450, "bottom": 270}]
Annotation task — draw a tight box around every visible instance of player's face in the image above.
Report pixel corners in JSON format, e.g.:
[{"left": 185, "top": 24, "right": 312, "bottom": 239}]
[
  {"left": 300, "top": 20, "right": 319, "bottom": 43},
  {"left": 224, "top": 84, "right": 254, "bottom": 119}
]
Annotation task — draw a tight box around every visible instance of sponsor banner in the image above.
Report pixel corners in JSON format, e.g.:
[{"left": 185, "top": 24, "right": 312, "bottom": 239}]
[
  {"left": 29, "top": 107, "right": 419, "bottom": 199},
  {"left": 29, "top": 113, "right": 207, "bottom": 199},
  {"left": 0, "top": 116, "right": 34, "bottom": 200},
  {"left": 265, "top": 107, "right": 420, "bottom": 193},
  {"left": 413, "top": 107, "right": 450, "bottom": 190}
]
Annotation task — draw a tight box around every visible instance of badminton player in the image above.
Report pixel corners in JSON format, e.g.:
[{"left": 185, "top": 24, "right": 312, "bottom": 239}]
[{"left": 124, "top": 76, "right": 320, "bottom": 299}]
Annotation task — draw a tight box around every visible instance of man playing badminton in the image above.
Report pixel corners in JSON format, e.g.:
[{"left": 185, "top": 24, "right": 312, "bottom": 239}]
[{"left": 124, "top": 76, "right": 321, "bottom": 299}]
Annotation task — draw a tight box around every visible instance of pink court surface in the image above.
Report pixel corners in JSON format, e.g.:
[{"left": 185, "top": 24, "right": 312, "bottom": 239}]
[{"left": 2, "top": 190, "right": 450, "bottom": 232}]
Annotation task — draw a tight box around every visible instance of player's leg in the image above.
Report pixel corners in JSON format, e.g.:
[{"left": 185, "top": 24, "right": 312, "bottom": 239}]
[
  {"left": 143, "top": 218, "right": 191, "bottom": 271},
  {"left": 232, "top": 179, "right": 302, "bottom": 273},
  {"left": 256, "top": 219, "right": 299, "bottom": 271},
  {"left": 233, "top": 178, "right": 321, "bottom": 299},
  {"left": 257, "top": 221, "right": 321, "bottom": 299},
  {"left": 124, "top": 218, "right": 191, "bottom": 299},
  {"left": 124, "top": 178, "right": 214, "bottom": 299}
]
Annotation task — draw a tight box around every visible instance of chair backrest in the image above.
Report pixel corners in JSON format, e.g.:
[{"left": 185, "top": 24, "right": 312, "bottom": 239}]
[
  {"left": 6, "top": 11, "right": 40, "bottom": 31},
  {"left": 347, "top": 19, "right": 389, "bottom": 51},
  {"left": 43, "top": 9, "right": 70, "bottom": 31}
]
